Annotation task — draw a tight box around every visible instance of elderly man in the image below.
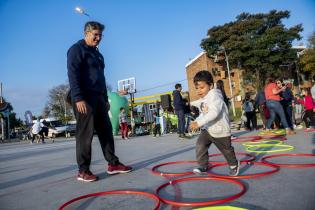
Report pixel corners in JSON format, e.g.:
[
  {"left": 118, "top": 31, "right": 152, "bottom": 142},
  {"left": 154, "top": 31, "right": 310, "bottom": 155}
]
[{"left": 67, "top": 21, "right": 132, "bottom": 182}]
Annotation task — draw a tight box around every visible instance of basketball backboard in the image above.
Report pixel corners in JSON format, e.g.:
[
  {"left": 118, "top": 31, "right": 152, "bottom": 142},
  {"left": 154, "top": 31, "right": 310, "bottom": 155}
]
[{"left": 118, "top": 77, "right": 136, "bottom": 94}]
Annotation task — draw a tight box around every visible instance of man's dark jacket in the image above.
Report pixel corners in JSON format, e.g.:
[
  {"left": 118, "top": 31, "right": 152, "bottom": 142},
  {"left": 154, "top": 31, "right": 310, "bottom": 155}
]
[
  {"left": 172, "top": 90, "right": 185, "bottom": 111},
  {"left": 67, "top": 39, "right": 108, "bottom": 103}
]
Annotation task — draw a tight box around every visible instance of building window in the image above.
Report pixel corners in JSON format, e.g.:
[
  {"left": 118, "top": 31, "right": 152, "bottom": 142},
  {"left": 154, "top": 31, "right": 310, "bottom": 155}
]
[
  {"left": 212, "top": 68, "right": 220, "bottom": 77},
  {"left": 231, "top": 81, "right": 236, "bottom": 89}
]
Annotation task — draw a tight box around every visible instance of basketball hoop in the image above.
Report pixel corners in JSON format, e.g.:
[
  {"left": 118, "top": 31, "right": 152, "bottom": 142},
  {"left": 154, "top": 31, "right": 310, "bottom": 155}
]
[{"left": 118, "top": 77, "right": 136, "bottom": 94}]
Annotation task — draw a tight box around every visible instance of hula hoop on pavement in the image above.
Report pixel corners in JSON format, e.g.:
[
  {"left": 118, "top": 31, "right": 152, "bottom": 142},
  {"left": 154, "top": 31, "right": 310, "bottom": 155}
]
[
  {"left": 151, "top": 161, "right": 197, "bottom": 177},
  {"left": 232, "top": 136, "right": 261, "bottom": 142},
  {"left": 156, "top": 176, "right": 246, "bottom": 207},
  {"left": 207, "top": 162, "right": 279, "bottom": 179},
  {"left": 209, "top": 153, "right": 256, "bottom": 164},
  {"left": 257, "top": 135, "right": 287, "bottom": 141},
  {"left": 245, "top": 144, "right": 294, "bottom": 153},
  {"left": 58, "top": 190, "right": 160, "bottom": 210},
  {"left": 242, "top": 140, "right": 283, "bottom": 147},
  {"left": 261, "top": 154, "right": 315, "bottom": 168},
  {"left": 304, "top": 128, "right": 315, "bottom": 132},
  {"left": 257, "top": 130, "right": 286, "bottom": 136}
]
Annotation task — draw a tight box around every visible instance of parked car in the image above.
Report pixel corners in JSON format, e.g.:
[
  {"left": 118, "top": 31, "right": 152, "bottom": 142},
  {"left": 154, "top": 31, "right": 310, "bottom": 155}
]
[
  {"left": 43, "top": 120, "right": 68, "bottom": 138},
  {"left": 65, "top": 123, "right": 76, "bottom": 137}
]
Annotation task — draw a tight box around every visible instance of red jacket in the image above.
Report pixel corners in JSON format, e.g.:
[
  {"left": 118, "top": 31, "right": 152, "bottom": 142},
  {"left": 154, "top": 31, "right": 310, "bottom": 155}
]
[{"left": 297, "top": 95, "right": 315, "bottom": 110}]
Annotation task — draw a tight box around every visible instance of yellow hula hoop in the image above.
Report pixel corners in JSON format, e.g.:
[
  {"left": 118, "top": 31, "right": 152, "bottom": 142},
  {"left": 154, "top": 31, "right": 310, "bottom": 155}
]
[
  {"left": 257, "top": 130, "right": 286, "bottom": 136},
  {"left": 242, "top": 140, "right": 283, "bottom": 147},
  {"left": 245, "top": 144, "right": 294, "bottom": 153}
]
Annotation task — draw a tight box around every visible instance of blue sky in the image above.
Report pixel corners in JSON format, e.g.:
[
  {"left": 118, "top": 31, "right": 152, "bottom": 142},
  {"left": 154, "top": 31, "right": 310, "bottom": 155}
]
[{"left": 1, "top": 0, "right": 314, "bottom": 119}]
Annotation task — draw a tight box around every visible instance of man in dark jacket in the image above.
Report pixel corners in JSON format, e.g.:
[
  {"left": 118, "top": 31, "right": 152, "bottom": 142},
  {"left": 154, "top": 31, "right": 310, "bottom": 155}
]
[
  {"left": 172, "top": 83, "right": 187, "bottom": 138},
  {"left": 67, "top": 21, "right": 132, "bottom": 182}
]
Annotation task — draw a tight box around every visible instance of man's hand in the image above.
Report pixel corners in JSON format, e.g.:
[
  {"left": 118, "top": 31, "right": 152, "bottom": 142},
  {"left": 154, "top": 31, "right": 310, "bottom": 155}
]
[
  {"left": 105, "top": 102, "right": 110, "bottom": 111},
  {"left": 190, "top": 121, "right": 199, "bottom": 132},
  {"left": 76, "top": 101, "right": 87, "bottom": 114}
]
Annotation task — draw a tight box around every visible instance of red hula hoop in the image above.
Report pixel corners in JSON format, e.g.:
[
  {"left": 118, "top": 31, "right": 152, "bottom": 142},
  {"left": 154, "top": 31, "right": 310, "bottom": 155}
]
[
  {"left": 232, "top": 136, "right": 261, "bottom": 142},
  {"left": 151, "top": 161, "right": 198, "bottom": 177},
  {"left": 207, "top": 162, "right": 279, "bottom": 179},
  {"left": 304, "top": 128, "right": 315, "bottom": 132},
  {"left": 209, "top": 153, "right": 256, "bottom": 164},
  {"left": 156, "top": 176, "right": 246, "bottom": 207},
  {"left": 261, "top": 154, "right": 315, "bottom": 168},
  {"left": 58, "top": 190, "right": 161, "bottom": 210},
  {"left": 257, "top": 135, "right": 287, "bottom": 141}
]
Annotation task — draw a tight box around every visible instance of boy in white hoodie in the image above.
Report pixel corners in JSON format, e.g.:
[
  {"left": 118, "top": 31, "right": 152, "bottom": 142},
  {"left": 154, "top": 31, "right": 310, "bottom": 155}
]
[{"left": 190, "top": 71, "right": 240, "bottom": 176}]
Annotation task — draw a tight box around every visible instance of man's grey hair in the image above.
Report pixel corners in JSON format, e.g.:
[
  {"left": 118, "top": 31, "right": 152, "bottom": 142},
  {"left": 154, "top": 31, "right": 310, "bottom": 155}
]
[{"left": 84, "top": 21, "right": 105, "bottom": 32}]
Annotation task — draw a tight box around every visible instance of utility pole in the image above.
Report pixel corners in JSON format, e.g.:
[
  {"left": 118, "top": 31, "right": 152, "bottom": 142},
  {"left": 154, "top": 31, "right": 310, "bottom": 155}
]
[
  {"left": 0, "top": 83, "right": 4, "bottom": 140},
  {"left": 221, "top": 47, "right": 236, "bottom": 116}
]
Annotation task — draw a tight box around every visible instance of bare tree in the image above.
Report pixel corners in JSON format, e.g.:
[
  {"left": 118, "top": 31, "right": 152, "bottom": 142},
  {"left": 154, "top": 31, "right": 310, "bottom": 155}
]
[{"left": 45, "top": 84, "right": 73, "bottom": 123}]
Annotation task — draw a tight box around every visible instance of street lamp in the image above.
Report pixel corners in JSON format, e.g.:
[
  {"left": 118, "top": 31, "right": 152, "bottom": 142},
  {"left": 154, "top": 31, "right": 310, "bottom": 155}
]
[
  {"left": 75, "top": 7, "right": 90, "bottom": 17},
  {"left": 219, "top": 46, "right": 236, "bottom": 117}
]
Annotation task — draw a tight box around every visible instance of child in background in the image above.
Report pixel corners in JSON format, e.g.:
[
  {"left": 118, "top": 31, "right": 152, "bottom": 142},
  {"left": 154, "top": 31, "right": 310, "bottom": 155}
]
[
  {"left": 297, "top": 88, "right": 315, "bottom": 130},
  {"left": 242, "top": 95, "right": 256, "bottom": 130},
  {"left": 190, "top": 70, "right": 240, "bottom": 176},
  {"left": 153, "top": 112, "right": 161, "bottom": 137},
  {"left": 119, "top": 107, "right": 129, "bottom": 140}
]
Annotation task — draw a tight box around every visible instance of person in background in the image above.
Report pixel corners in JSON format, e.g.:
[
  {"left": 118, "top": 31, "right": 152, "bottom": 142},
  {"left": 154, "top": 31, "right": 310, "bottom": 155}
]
[
  {"left": 119, "top": 107, "right": 129, "bottom": 140},
  {"left": 310, "top": 75, "right": 315, "bottom": 100},
  {"left": 153, "top": 112, "right": 161, "bottom": 137},
  {"left": 297, "top": 88, "right": 315, "bottom": 130},
  {"left": 279, "top": 82, "right": 294, "bottom": 130},
  {"left": 264, "top": 76, "right": 295, "bottom": 135},
  {"left": 190, "top": 71, "right": 240, "bottom": 176},
  {"left": 172, "top": 83, "right": 188, "bottom": 139},
  {"left": 31, "top": 119, "right": 45, "bottom": 144},
  {"left": 255, "top": 90, "right": 267, "bottom": 129},
  {"left": 183, "top": 98, "right": 191, "bottom": 134},
  {"left": 242, "top": 94, "right": 256, "bottom": 130},
  {"left": 216, "top": 80, "right": 229, "bottom": 108},
  {"left": 67, "top": 21, "right": 132, "bottom": 182}
]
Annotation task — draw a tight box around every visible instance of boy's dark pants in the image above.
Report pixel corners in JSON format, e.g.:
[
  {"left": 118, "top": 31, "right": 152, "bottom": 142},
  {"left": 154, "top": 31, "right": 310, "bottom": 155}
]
[
  {"left": 153, "top": 124, "right": 161, "bottom": 136},
  {"left": 73, "top": 94, "right": 119, "bottom": 173},
  {"left": 196, "top": 130, "right": 238, "bottom": 168}
]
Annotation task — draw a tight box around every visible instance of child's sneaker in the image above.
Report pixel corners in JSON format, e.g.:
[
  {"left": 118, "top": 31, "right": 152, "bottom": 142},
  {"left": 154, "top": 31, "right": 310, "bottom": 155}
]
[
  {"left": 193, "top": 167, "right": 208, "bottom": 175},
  {"left": 229, "top": 160, "right": 240, "bottom": 176},
  {"left": 107, "top": 163, "right": 132, "bottom": 175}
]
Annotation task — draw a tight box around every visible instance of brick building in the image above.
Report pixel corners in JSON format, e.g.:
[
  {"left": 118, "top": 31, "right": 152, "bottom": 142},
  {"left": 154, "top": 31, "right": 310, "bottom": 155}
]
[{"left": 185, "top": 52, "right": 246, "bottom": 108}]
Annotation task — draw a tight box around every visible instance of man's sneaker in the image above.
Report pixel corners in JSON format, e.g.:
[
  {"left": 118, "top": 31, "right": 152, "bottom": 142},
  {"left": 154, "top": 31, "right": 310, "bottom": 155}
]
[
  {"left": 107, "top": 163, "right": 132, "bottom": 175},
  {"left": 229, "top": 160, "right": 240, "bottom": 176},
  {"left": 77, "top": 171, "right": 98, "bottom": 182},
  {"left": 193, "top": 167, "right": 208, "bottom": 175}
]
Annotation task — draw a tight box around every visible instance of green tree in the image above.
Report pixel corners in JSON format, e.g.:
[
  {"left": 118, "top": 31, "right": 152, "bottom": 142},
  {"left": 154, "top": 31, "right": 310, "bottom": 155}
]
[
  {"left": 300, "top": 31, "right": 315, "bottom": 76},
  {"left": 201, "top": 10, "right": 303, "bottom": 90}
]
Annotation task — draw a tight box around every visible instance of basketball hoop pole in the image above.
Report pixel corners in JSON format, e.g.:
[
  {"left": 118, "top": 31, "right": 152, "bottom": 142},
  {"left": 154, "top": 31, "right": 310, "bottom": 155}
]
[{"left": 130, "top": 92, "right": 135, "bottom": 135}]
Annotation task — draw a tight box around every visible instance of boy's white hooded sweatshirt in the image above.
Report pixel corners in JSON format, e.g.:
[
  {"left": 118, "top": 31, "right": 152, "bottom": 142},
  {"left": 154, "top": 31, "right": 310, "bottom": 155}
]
[{"left": 191, "top": 88, "right": 231, "bottom": 138}]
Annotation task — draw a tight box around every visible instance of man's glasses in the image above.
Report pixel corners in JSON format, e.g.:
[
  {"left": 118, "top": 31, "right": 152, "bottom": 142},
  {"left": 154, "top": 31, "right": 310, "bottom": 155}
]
[{"left": 88, "top": 32, "right": 103, "bottom": 38}]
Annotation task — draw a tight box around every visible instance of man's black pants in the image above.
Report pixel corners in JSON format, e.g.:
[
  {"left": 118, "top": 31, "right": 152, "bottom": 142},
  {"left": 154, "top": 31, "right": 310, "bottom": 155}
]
[
  {"left": 175, "top": 109, "right": 185, "bottom": 135},
  {"left": 73, "top": 94, "right": 119, "bottom": 173}
]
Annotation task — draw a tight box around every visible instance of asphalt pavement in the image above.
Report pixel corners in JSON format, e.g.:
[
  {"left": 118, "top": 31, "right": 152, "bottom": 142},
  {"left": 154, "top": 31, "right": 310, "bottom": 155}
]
[{"left": 0, "top": 129, "right": 315, "bottom": 210}]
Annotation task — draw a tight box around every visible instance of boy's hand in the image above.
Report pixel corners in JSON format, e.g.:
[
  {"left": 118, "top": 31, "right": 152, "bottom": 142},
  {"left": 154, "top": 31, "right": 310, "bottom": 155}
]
[{"left": 190, "top": 121, "right": 199, "bottom": 131}]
